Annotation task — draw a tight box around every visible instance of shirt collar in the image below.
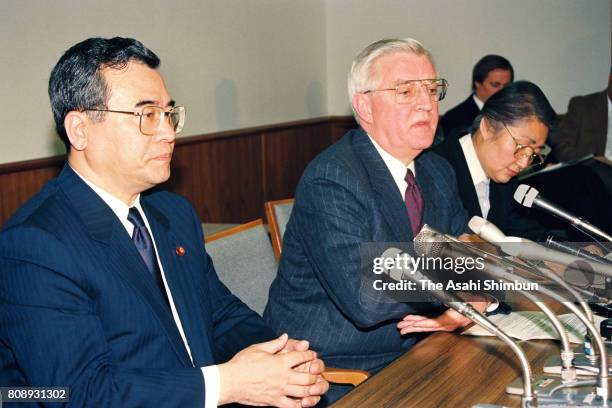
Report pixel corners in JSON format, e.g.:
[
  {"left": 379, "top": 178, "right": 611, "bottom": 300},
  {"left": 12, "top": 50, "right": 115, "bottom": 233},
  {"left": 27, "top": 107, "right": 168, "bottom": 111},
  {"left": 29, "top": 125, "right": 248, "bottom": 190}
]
[
  {"left": 367, "top": 134, "right": 415, "bottom": 195},
  {"left": 472, "top": 94, "right": 484, "bottom": 110},
  {"left": 459, "top": 134, "right": 489, "bottom": 186},
  {"left": 70, "top": 165, "right": 142, "bottom": 223}
]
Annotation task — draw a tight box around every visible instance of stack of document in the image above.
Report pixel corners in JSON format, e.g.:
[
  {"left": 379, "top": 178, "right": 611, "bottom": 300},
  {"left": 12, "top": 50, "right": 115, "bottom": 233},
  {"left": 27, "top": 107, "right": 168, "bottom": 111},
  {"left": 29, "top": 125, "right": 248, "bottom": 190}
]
[{"left": 462, "top": 311, "right": 606, "bottom": 343}]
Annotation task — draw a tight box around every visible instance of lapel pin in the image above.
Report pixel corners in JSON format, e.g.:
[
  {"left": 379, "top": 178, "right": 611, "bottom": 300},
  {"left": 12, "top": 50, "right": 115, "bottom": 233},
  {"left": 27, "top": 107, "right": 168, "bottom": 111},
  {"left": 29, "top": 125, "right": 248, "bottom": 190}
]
[{"left": 175, "top": 246, "right": 186, "bottom": 256}]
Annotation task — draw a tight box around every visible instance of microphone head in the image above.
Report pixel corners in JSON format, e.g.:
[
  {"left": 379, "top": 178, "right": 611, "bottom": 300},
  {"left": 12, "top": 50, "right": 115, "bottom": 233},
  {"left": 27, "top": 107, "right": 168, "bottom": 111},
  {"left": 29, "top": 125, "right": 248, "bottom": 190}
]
[
  {"left": 514, "top": 184, "right": 539, "bottom": 208},
  {"left": 468, "top": 216, "right": 487, "bottom": 235},
  {"left": 468, "top": 216, "right": 508, "bottom": 244},
  {"left": 413, "top": 224, "right": 448, "bottom": 257}
]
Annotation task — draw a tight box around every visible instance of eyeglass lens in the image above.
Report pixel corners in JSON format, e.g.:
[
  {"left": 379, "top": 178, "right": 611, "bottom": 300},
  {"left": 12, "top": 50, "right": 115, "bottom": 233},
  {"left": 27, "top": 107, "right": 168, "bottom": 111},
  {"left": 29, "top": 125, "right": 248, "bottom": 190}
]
[
  {"left": 514, "top": 146, "right": 543, "bottom": 165},
  {"left": 140, "top": 106, "right": 185, "bottom": 135},
  {"left": 396, "top": 80, "right": 446, "bottom": 103}
]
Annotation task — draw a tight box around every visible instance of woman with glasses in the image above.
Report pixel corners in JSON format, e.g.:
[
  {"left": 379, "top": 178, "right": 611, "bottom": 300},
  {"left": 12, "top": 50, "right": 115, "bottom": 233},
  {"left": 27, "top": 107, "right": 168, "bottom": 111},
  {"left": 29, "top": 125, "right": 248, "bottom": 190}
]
[{"left": 433, "top": 80, "right": 559, "bottom": 241}]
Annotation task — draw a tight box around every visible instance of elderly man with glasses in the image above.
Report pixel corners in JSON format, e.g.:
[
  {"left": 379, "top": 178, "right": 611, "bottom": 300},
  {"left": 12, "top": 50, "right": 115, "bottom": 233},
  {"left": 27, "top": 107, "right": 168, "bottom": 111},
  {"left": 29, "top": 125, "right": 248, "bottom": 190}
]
[
  {"left": 264, "top": 38, "right": 492, "bottom": 405},
  {"left": 0, "top": 37, "right": 329, "bottom": 408}
]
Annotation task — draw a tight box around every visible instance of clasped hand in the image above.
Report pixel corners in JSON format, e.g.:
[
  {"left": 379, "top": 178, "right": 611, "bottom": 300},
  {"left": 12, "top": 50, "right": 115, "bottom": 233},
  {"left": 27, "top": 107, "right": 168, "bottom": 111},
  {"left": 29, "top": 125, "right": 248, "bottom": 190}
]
[{"left": 218, "top": 333, "right": 329, "bottom": 407}]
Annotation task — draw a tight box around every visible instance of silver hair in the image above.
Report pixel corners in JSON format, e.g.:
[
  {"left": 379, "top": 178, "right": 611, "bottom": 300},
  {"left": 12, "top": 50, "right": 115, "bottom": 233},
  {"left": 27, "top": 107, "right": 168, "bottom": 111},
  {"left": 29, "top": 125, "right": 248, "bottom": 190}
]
[{"left": 347, "top": 38, "right": 436, "bottom": 121}]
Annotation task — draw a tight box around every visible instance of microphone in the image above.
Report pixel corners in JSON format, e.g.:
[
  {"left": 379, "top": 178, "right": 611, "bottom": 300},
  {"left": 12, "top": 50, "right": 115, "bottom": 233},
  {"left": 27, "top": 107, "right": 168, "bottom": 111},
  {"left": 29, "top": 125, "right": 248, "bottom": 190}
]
[
  {"left": 377, "top": 247, "right": 456, "bottom": 305},
  {"left": 545, "top": 235, "right": 612, "bottom": 266},
  {"left": 499, "top": 238, "right": 612, "bottom": 279},
  {"left": 379, "top": 246, "right": 536, "bottom": 405},
  {"left": 468, "top": 216, "right": 612, "bottom": 288},
  {"left": 514, "top": 184, "right": 612, "bottom": 242},
  {"left": 416, "top": 226, "right": 610, "bottom": 400},
  {"left": 469, "top": 217, "right": 604, "bottom": 319},
  {"left": 468, "top": 216, "right": 509, "bottom": 244}
]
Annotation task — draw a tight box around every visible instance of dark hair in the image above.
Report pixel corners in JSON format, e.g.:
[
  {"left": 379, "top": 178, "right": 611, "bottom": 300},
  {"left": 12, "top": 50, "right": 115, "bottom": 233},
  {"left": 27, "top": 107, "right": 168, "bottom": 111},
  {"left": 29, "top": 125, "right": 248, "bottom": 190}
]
[
  {"left": 48, "top": 37, "right": 160, "bottom": 152},
  {"left": 472, "top": 80, "right": 556, "bottom": 134},
  {"left": 471, "top": 54, "right": 514, "bottom": 91}
]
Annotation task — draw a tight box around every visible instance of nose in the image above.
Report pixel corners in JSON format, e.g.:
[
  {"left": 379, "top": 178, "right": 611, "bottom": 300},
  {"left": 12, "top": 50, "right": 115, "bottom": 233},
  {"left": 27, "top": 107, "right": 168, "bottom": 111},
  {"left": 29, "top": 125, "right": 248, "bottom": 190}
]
[
  {"left": 515, "top": 154, "right": 531, "bottom": 169},
  {"left": 414, "top": 83, "right": 433, "bottom": 111},
  {"left": 158, "top": 114, "right": 176, "bottom": 143}
]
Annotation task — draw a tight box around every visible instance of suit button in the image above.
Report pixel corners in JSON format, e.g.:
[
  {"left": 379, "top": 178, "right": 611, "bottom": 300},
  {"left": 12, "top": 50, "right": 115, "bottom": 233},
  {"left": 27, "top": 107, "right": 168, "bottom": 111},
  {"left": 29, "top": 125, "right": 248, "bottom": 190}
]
[{"left": 175, "top": 246, "right": 186, "bottom": 256}]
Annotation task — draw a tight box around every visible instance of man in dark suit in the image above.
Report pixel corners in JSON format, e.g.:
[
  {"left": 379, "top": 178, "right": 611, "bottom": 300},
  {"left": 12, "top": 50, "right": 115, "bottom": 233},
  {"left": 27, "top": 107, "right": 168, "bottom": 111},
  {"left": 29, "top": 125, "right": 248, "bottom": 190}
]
[
  {"left": 552, "top": 71, "right": 612, "bottom": 162},
  {"left": 265, "top": 38, "right": 490, "bottom": 404},
  {"left": 440, "top": 55, "right": 513, "bottom": 140},
  {"left": 0, "top": 37, "right": 327, "bottom": 408}
]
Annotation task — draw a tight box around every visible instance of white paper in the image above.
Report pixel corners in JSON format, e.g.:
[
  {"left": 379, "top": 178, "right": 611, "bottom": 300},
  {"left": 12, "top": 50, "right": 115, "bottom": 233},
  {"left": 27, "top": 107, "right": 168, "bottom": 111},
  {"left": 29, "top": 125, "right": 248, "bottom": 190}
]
[{"left": 462, "top": 311, "right": 606, "bottom": 343}]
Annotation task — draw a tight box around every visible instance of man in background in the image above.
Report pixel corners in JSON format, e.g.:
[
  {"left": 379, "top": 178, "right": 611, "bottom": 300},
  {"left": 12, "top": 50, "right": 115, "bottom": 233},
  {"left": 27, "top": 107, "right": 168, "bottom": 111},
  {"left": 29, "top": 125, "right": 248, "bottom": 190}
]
[
  {"left": 440, "top": 54, "right": 513, "bottom": 139},
  {"left": 0, "top": 37, "right": 327, "bottom": 407},
  {"left": 552, "top": 69, "right": 612, "bottom": 162}
]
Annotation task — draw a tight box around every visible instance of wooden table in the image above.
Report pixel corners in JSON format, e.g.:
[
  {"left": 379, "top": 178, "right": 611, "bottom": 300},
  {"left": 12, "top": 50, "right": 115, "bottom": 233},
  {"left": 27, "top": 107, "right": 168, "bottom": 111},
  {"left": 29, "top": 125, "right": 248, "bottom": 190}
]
[{"left": 332, "top": 303, "right": 610, "bottom": 407}]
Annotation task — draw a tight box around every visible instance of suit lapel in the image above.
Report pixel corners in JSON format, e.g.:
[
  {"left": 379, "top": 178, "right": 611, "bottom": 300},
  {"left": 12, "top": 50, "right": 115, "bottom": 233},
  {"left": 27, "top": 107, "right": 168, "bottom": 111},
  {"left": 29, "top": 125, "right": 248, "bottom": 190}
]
[
  {"left": 415, "top": 154, "right": 440, "bottom": 227},
  {"left": 452, "top": 140, "right": 482, "bottom": 217},
  {"left": 58, "top": 165, "right": 192, "bottom": 367},
  {"left": 487, "top": 182, "right": 505, "bottom": 226},
  {"left": 440, "top": 137, "right": 481, "bottom": 217},
  {"left": 142, "top": 198, "right": 214, "bottom": 366},
  {"left": 352, "top": 130, "right": 413, "bottom": 242}
]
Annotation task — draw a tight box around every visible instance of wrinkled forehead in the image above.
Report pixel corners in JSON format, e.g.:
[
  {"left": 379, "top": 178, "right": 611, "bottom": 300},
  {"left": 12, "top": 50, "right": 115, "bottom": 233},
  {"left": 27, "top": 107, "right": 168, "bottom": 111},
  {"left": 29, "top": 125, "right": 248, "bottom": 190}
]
[{"left": 368, "top": 51, "right": 436, "bottom": 87}]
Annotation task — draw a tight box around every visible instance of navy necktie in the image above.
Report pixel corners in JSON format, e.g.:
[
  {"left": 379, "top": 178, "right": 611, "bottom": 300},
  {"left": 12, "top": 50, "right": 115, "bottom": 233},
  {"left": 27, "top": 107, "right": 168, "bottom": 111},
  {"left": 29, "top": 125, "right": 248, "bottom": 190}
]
[
  {"left": 127, "top": 207, "right": 169, "bottom": 307},
  {"left": 404, "top": 168, "right": 424, "bottom": 237}
]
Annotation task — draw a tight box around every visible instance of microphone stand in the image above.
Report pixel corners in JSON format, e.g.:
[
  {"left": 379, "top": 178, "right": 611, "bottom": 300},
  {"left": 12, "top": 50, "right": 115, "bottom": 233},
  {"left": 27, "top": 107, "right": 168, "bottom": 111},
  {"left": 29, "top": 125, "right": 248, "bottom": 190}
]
[
  {"left": 381, "top": 251, "right": 537, "bottom": 407},
  {"left": 415, "top": 226, "right": 609, "bottom": 405}
]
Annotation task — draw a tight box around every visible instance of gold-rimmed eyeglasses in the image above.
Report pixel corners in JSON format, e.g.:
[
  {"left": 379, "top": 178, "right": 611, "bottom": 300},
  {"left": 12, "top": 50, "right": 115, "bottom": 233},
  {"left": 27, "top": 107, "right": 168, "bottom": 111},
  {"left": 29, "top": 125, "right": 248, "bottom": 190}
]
[
  {"left": 82, "top": 105, "right": 186, "bottom": 136},
  {"left": 502, "top": 123, "right": 546, "bottom": 167},
  {"left": 362, "top": 78, "right": 448, "bottom": 103}
]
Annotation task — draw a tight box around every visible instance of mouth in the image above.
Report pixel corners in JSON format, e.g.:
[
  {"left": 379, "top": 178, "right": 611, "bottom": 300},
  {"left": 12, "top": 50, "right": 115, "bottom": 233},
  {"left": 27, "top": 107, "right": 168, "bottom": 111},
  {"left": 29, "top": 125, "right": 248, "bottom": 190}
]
[
  {"left": 152, "top": 153, "right": 173, "bottom": 162},
  {"left": 411, "top": 120, "right": 431, "bottom": 128}
]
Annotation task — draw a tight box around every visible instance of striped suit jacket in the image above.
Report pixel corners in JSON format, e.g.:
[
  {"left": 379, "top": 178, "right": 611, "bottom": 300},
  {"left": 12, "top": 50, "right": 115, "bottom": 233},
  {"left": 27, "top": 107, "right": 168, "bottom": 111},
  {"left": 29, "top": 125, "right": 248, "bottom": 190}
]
[
  {"left": 0, "top": 164, "right": 275, "bottom": 407},
  {"left": 264, "top": 128, "right": 468, "bottom": 380}
]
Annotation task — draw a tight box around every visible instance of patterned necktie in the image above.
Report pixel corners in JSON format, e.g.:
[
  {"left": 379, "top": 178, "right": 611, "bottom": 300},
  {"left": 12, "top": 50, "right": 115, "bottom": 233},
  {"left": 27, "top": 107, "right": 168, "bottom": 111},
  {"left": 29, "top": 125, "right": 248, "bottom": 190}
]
[
  {"left": 404, "top": 168, "right": 424, "bottom": 237},
  {"left": 127, "top": 207, "right": 169, "bottom": 307}
]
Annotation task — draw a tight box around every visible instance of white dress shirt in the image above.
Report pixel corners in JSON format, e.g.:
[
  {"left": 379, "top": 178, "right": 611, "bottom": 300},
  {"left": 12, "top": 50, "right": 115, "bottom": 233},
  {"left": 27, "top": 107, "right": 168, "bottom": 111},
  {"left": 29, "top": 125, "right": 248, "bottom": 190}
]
[
  {"left": 368, "top": 136, "right": 499, "bottom": 313},
  {"left": 459, "top": 134, "right": 491, "bottom": 218},
  {"left": 472, "top": 94, "right": 484, "bottom": 111},
  {"left": 368, "top": 134, "right": 416, "bottom": 196},
  {"left": 72, "top": 167, "right": 219, "bottom": 408}
]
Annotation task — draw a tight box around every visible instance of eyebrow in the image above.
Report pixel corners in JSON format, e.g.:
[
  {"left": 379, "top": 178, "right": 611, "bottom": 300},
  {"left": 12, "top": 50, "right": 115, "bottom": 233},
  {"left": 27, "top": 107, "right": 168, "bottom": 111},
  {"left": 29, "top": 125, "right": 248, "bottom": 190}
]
[
  {"left": 134, "top": 99, "right": 176, "bottom": 108},
  {"left": 522, "top": 136, "right": 542, "bottom": 147}
]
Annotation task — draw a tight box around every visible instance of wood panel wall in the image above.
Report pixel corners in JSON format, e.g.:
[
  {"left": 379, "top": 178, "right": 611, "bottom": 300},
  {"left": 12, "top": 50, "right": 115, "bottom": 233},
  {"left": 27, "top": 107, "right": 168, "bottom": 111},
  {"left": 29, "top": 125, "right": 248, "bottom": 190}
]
[{"left": 0, "top": 116, "right": 357, "bottom": 226}]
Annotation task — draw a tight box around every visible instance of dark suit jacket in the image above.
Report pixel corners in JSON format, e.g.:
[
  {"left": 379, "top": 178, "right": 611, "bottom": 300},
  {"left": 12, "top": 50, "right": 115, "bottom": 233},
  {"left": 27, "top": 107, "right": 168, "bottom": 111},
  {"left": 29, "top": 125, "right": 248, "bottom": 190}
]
[
  {"left": 264, "top": 128, "right": 468, "bottom": 377},
  {"left": 553, "top": 89, "right": 609, "bottom": 162},
  {"left": 432, "top": 135, "right": 553, "bottom": 241},
  {"left": 0, "top": 164, "right": 275, "bottom": 407},
  {"left": 439, "top": 94, "right": 480, "bottom": 139}
]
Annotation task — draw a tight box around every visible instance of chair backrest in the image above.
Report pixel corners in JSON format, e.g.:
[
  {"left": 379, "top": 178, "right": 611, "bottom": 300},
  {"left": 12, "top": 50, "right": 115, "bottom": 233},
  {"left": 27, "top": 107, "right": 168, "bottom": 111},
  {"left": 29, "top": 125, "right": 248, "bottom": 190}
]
[
  {"left": 205, "top": 219, "right": 276, "bottom": 316},
  {"left": 206, "top": 218, "right": 371, "bottom": 387},
  {"left": 264, "top": 198, "right": 294, "bottom": 261}
]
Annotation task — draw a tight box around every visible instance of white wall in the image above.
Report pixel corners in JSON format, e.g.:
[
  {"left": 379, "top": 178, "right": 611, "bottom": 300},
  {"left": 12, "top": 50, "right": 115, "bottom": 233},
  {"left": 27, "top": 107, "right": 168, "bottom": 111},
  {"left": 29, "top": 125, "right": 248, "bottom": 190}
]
[
  {"left": 0, "top": 0, "right": 327, "bottom": 164},
  {"left": 326, "top": 0, "right": 611, "bottom": 117},
  {"left": 1, "top": 0, "right": 610, "bottom": 164}
]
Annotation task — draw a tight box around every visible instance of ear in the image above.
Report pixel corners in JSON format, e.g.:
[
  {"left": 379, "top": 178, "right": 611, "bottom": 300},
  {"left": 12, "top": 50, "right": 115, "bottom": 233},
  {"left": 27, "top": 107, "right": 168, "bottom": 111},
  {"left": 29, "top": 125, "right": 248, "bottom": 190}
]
[
  {"left": 64, "top": 111, "right": 90, "bottom": 151},
  {"left": 479, "top": 117, "right": 494, "bottom": 140},
  {"left": 352, "top": 93, "right": 373, "bottom": 125}
]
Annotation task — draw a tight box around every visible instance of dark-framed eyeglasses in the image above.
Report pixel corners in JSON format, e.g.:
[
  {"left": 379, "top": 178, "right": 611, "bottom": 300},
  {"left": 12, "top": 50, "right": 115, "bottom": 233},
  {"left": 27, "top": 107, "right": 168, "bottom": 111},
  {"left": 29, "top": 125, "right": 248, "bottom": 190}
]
[
  {"left": 362, "top": 78, "right": 448, "bottom": 103},
  {"left": 82, "top": 105, "right": 186, "bottom": 136},
  {"left": 502, "top": 123, "right": 547, "bottom": 167}
]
